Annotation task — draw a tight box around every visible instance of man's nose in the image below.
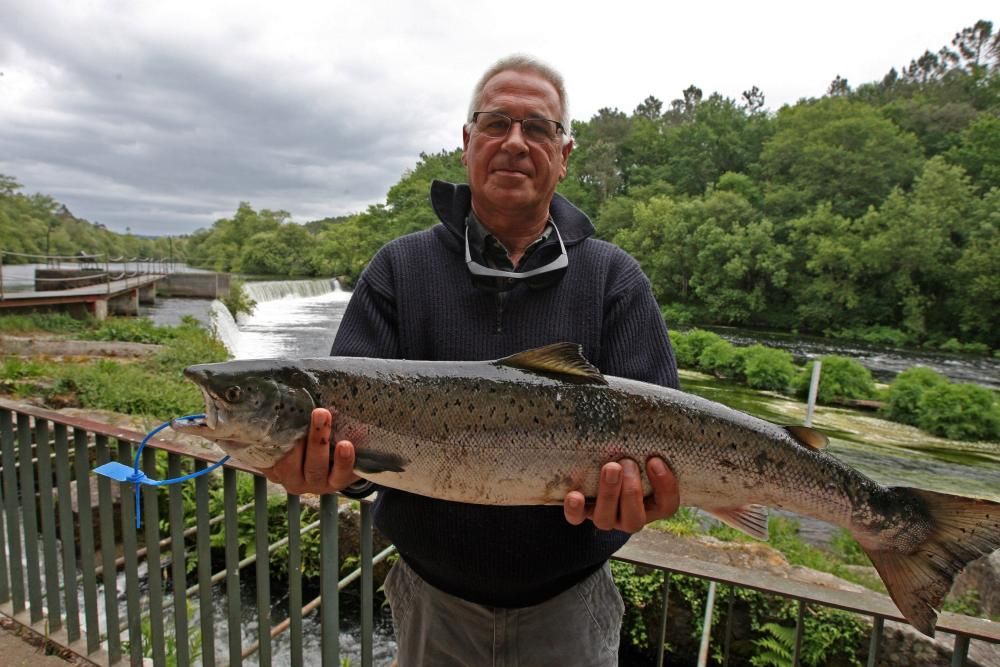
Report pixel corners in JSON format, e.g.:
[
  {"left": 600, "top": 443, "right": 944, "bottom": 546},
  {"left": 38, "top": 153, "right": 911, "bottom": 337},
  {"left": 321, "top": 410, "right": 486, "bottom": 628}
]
[{"left": 500, "top": 121, "right": 529, "bottom": 153}]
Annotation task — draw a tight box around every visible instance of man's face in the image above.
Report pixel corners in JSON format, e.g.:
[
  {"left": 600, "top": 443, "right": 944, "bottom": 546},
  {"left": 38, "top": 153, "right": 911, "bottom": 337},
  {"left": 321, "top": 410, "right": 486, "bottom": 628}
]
[{"left": 462, "top": 69, "right": 573, "bottom": 220}]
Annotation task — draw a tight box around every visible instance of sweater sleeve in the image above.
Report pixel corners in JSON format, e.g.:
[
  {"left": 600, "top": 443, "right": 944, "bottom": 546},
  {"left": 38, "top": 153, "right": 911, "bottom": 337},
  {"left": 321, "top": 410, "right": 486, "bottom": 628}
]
[
  {"left": 599, "top": 255, "right": 679, "bottom": 389},
  {"left": 330, "top": 248, "right": 402, "bottom": 359}
]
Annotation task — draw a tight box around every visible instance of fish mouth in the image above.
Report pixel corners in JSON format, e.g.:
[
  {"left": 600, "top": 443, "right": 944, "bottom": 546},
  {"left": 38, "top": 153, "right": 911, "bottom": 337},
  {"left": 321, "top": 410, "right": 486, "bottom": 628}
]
[{"left": 171, "top": 388, "right": 220, "bottom": 434}]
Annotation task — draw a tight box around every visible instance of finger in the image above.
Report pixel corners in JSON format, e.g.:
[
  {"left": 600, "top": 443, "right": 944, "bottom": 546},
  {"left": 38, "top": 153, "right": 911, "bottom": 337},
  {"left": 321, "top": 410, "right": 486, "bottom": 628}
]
[
  {"left": 266, "top": 440, "right": 308, "bottom": 493},
  {"left": 563, "top": 490, "right": 587, "bottom": 525},
  {"left": 329, "top": 440, "right": 361, "bottom": 489},
  {"left": 591, "top": 462, "right": 623, "bottom": 530},
  {"left": 616, "top": 459, "right": 646, "bottom": 533},
  {"left": 302, "top": 408, "right": 333, "bottom": 486},
  {"left": 644, "top": 457, "right": 680, "bottom": 521}
]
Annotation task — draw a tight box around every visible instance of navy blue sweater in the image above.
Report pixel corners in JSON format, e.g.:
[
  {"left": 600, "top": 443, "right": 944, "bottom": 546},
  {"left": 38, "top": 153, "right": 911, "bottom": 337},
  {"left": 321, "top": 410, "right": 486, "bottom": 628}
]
[{"left": 331, "top": 180, "right": 678, "bottom": 607}]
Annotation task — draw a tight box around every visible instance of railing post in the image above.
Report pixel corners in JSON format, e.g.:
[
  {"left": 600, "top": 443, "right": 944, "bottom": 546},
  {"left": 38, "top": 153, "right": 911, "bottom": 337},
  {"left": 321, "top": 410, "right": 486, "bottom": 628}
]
[
  {"left": 952, "top": 635, "right": 970, "bottom": 667},
  {"left": 321, "top": 493, "right": 339, "bottom": 667},
  {"left": 792, "top": 600, "right": 806, "bottom": 667},
  {"left": 805, "top": 361, "right": 822, "bottom": 426},
  {"left": 697, "top": 580, "right": 717, "bottom": 667},
  {"left": 867, "top": 616, "right": 884, "bottom": 667},
  {"left": 361, "top": 500, "right": 374, "bottom": 667},
  {"left": 656, "top": 572, "right": 671, "bottom": 667}
]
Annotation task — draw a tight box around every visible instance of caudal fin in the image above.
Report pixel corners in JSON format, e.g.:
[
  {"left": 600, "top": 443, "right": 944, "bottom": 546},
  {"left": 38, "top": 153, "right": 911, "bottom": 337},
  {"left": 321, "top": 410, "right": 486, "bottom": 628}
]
[{"left": 863, "top": 488, "right": 1000, "bottom": 636}]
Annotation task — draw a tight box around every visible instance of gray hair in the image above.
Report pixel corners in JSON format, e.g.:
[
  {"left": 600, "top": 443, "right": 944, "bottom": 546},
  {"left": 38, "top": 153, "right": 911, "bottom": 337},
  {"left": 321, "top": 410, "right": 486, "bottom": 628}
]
[{"left": 466, "top": 54, "right": 572, "bottom": 144}]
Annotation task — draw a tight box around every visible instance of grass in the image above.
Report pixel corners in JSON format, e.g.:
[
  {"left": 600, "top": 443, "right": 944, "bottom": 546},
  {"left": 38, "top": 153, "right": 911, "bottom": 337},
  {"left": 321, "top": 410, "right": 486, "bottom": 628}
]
[{"left": 0, "top": 314, "right": 229, "bottom": 420}]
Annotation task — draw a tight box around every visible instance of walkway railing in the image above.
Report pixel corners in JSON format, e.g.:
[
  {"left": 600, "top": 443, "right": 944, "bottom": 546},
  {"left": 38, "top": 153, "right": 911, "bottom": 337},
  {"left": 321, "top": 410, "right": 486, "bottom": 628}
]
[
  {"left": 0, "top": 251, "right": 181, "bottom": 300},
  {"left": 0, "top": 399, "right": 996, "bottom": 666}
]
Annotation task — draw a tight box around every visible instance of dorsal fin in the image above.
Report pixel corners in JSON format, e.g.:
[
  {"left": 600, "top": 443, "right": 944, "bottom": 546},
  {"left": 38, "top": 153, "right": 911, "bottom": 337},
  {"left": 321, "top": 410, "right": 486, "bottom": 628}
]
[
  {"left": 497, "top": 343, "right": 607, "bottom": 385},
  {"left": 784, "top": 425, "right": 828, "bottom": 450}
]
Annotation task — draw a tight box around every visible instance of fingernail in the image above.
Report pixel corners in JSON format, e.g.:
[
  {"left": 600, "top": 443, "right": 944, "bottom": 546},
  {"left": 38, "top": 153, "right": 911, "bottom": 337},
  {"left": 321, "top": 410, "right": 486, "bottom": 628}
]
[
  {"left": 622, "top": 460, "right": 639, "bottom": 477},
  {"left": 606, "top": 466, "right": 620, "bottom": 484},
  {"left": 649, "top": 458, "right": 667, "bottom": 476},
  {"left": 568, "top": 495, "right": 583, "bottom": 511}
]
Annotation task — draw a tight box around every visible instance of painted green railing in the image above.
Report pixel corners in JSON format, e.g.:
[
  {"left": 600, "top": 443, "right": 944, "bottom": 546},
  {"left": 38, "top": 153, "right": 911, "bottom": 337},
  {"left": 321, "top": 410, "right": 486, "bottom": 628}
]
[{"left": 0, "top": 399, "right": 997, "bottom": 666}]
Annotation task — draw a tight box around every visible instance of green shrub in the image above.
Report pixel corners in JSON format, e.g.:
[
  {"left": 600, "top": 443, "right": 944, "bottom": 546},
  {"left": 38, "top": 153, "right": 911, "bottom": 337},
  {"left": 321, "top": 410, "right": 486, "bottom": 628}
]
[
  {"left": 223, "top": 279, "right": 257, "bottom": 318},
  {"left": 80, "top": 317, "right": 178, "bottom": 344},
  {"left": 938, "top": 338, "right": 991, "bottom": 355},
  {"left": 885, "top": 366, "right": 949, "bottom": 426},
  {"left": 742, "top": 345, "right": 797, "bottom": 391},
  {"left": 917, "top": 383, "right": 1000, "bottom": 441},
  {"left": 826, "top": 325, "right": 911, "bottom": 347},
  {"left": 796, "top": 356, "right": 875, "bottom": 403},
  {"left": 661, "top": 304, "right": 696, "bottom": 328},
  {"left": 0, "top": 312, "right": 89, "bottom": 333},
  {"left": 671, "top": 329, "right": 725, "bottom": 368},
  {"left": 697, "top": 340, "right": 744, "bottom": 378}
]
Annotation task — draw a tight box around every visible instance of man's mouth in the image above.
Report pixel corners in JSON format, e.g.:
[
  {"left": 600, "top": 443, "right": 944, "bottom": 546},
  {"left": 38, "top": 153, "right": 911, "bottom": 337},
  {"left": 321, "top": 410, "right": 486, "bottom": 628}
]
[{"left": 493, "top": 166, "right": 531, "bottom": 177}]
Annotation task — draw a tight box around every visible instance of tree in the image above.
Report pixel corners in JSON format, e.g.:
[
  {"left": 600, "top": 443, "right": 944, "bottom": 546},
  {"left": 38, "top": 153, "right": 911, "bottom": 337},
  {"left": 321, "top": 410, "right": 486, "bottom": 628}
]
[
  {"left": 945, "top": 114, "right": 1000, "bottom": 192},
  {"left": 951, "top": 20, "right": 995, "bottom": 73},
  {"left": 740, "top": 86, "right": 766, "bottom": 113},
  {"left": 827, "top": 75, "right": 851, "bottom": 97},
  {"left": 633, "top": 95, "right": 663, "bottom": 120},
  {"left": 759, "top": 97, "right": 923, "bottom": 219}
]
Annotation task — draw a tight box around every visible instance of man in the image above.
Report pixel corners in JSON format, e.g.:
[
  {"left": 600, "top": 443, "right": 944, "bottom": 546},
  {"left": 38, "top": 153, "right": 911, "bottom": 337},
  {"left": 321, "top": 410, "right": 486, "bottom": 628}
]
[{"left": 264, "top": 55, "right": 680, "bottom": 666}]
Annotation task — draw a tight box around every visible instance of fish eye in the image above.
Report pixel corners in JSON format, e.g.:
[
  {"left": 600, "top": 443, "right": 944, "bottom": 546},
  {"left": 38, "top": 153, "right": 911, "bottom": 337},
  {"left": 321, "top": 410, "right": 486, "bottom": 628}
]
[{"left": 224, "top": 386, "right": 243, "bottom": 403}]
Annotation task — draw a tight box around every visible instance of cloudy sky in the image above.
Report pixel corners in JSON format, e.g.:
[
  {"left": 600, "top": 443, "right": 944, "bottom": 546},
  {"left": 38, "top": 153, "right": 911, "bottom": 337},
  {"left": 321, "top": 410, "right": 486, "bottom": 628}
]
[{"left": 1, "top": 1, "right": 995, "bottom": 236}]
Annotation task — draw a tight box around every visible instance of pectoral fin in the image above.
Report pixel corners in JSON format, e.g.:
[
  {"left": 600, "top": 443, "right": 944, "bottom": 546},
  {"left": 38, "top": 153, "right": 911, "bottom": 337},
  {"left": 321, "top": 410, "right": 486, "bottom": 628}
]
[
  {"left": 706, "top": 505, "right": 769, "bottom": 540},
  {"left": 353, "top": 450, "right": 408, "bottom": 474}
]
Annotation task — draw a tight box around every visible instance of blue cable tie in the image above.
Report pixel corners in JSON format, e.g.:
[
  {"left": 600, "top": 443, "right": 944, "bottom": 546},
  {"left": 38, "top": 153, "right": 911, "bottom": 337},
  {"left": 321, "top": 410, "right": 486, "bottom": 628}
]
[{"left": 92, "top": 414, "right": 230, "bottom": 528}]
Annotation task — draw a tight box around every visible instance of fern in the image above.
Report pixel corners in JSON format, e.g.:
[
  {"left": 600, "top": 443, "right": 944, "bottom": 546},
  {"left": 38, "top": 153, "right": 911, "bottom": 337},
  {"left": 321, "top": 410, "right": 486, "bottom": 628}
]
[{"left": 751, "top": 622, "right": 795, "bottom": 667}]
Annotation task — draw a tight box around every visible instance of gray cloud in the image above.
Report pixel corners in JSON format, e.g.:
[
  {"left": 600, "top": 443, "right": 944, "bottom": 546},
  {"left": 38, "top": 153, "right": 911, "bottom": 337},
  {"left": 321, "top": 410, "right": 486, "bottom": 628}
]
[{"left": 1, "top": 1, "right": 995, "bottom": 236}]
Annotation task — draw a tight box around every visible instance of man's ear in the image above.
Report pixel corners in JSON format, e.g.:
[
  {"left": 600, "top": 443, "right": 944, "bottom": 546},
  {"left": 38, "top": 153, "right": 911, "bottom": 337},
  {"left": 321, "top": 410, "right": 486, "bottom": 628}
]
[
  {"left": 462, "top": 125, "right": 471, "bottom": 166},
  {"left": 559, "top": 139, "right": 573, "bottom": 179}
]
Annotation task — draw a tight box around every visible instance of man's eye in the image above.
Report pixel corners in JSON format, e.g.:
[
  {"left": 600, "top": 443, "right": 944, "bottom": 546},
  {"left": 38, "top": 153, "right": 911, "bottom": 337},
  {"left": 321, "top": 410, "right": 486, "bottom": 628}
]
[{"left": 524, "top": 121, "right": 554, "bottom": 139}]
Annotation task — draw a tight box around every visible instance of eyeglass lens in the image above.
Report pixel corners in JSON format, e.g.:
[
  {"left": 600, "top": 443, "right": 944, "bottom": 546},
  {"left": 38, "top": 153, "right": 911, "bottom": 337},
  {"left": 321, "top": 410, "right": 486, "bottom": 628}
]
[{"left": 475, "top": 112, "right": 560, "bottom": 142}]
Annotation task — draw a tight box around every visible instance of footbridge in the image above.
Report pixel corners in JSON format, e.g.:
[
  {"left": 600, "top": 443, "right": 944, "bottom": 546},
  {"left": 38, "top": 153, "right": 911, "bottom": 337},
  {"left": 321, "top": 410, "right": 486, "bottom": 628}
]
[{"left": 0, "top": 251, "right": 225, "bottom": 319}]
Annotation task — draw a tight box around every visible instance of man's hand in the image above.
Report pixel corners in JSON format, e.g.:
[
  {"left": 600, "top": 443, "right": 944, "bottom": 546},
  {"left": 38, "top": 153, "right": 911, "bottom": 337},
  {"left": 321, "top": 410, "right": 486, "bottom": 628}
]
[
  {"left": 563, "top": 457, "right": 679, "bottom": 533},
  {"left": 260, "top": 408, "right": 361, "bottom": 495}
]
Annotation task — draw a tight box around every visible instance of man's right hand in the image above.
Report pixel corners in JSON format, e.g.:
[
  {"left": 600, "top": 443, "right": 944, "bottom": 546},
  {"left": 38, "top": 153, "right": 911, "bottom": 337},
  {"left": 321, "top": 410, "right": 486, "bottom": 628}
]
[{"left": 260, "top": 407, "right": 361, "bottom": 495}]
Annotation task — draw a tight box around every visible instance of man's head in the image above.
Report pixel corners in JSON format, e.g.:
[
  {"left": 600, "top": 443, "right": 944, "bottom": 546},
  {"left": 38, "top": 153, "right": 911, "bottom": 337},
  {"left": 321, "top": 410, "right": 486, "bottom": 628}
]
[{"left": 462, "top": 55, "right": 573, "bottom": 225}]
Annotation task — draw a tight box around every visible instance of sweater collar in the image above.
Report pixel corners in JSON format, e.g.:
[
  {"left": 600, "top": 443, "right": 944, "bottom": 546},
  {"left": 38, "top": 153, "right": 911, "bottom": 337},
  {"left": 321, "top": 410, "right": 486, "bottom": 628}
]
[{"left": 430, "top": 180, "right": 595, "bottom": 245}]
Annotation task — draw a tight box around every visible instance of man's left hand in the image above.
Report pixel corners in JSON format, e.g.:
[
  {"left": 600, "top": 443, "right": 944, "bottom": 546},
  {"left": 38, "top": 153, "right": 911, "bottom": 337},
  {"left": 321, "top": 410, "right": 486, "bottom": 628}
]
[{"left": 563, "top": 457, "right": 679, "bottom": 532}]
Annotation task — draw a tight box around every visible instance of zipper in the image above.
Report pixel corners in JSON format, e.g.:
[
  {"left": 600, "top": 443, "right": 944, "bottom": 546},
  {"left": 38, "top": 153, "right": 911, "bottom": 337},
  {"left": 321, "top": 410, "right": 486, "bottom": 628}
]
[{"left": 494, "top": 291, "right": 508, "bottom": 334}]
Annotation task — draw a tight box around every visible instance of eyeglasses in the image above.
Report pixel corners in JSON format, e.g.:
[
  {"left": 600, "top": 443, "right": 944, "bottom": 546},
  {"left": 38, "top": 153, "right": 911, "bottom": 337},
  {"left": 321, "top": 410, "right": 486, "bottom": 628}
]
[
  {"left": 471, "top": 111, "right": 565, "bottom": 143},
  {"left": 465, "top": 222, "right": 568, "bottom": 284}
]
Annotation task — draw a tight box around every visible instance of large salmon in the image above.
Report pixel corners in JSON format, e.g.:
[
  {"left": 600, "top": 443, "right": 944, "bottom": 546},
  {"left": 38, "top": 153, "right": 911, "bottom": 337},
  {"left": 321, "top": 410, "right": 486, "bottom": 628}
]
[{"left": 173, "top": 342, "right": 1000, "bottom": 636}]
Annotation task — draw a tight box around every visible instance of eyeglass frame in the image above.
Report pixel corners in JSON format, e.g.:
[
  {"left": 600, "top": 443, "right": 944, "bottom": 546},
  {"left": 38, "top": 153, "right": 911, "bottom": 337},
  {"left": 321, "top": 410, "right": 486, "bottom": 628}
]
[
  {"left": 464, "top": 222, "right": 568, "bottom": 280},
  {"left": 470, "top": 110, "right": 566, "bottom": 143}
]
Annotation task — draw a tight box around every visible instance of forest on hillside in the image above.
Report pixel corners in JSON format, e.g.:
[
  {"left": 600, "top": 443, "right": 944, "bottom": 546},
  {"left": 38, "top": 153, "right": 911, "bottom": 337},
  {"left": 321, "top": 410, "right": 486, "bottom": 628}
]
[{"left": 3, "top": 21, "right": 998, "bottom": 348}]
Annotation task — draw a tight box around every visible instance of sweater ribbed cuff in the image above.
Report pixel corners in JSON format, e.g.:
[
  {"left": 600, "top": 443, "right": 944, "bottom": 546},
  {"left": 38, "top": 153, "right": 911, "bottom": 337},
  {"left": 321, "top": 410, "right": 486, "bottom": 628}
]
[{"left": 339, "top": 480, "right": 376, "bottom": 500}]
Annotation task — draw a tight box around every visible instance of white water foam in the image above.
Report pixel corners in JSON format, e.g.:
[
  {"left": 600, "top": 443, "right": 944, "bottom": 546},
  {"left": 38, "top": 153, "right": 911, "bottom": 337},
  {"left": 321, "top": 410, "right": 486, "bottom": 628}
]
[{"left": 210, "top": 278, "right": 352, "bottom": 358}]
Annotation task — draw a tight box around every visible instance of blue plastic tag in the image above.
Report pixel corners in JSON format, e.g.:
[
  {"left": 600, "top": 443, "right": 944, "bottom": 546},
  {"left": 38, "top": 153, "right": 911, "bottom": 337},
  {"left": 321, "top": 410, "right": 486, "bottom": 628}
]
[
  {"left": 94, "top": 461, "right": 148, "bottom": 483},
  {"left": 90, "top": 414, "right": 228, "bottom": 529}
]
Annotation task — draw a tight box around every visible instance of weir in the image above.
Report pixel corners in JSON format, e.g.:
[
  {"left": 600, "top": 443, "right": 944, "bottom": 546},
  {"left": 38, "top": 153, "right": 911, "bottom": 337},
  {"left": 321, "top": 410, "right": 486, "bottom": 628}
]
[
  {"left": 241, "top": 278, "right": 345, "bottom": 303},
  {"left": 211, "top": 278, "right": 351, "bottom": 358}
]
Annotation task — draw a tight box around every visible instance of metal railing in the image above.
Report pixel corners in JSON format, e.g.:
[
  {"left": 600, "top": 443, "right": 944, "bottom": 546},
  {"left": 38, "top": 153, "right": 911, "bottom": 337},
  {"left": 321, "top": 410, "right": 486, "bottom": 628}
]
[
  {"left": 0, "top": 251, "right": 181, "bottom": 300},
  {"left": 0, "top": 398, "right": 997, "bottom": 666}
]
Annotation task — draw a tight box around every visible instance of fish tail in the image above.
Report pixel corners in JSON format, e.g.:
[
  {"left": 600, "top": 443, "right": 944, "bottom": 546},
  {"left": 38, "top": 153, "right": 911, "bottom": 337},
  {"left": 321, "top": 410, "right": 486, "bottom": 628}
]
[{"left": 861, "top": 487, "right": 1000, "bottom": 636}]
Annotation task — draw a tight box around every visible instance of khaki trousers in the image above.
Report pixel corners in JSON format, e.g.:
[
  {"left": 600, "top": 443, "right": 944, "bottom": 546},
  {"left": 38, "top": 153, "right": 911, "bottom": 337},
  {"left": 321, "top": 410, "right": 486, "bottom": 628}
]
[{"left": 384, "top": 558, "right": 624, "bottom": 667}]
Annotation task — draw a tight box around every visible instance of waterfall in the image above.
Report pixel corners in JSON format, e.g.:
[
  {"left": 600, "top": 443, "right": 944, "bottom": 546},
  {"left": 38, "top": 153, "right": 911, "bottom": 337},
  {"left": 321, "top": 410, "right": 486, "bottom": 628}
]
[
  {"left": 242, "top": 278, "right": 347, "bottom": 303},
  {"left": 210, "top": 300, "right": 240, "bottom": 353},
  {"left": 209, "top": 277, "right": 351, "bottom": 358}
]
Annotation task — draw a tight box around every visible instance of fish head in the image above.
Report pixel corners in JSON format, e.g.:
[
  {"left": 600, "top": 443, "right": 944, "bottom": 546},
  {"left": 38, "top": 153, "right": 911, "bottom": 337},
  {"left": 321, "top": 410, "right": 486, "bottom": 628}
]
[{"left": 173, "top": 360, "right": 317, "bottom": 461}]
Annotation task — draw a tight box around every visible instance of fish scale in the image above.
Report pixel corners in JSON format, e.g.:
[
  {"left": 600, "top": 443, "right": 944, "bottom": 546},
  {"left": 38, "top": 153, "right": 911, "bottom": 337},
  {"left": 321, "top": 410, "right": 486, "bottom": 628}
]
[{"left": 173, "top": 342, "right": 1000, "bottom": 637}]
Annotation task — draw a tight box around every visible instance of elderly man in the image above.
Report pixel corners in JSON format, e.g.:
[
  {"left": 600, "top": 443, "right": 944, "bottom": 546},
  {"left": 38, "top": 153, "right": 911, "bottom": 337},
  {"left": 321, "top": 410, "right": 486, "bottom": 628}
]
[{"left": 264, "top": 55, "right": 680, "bottom": 666}]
